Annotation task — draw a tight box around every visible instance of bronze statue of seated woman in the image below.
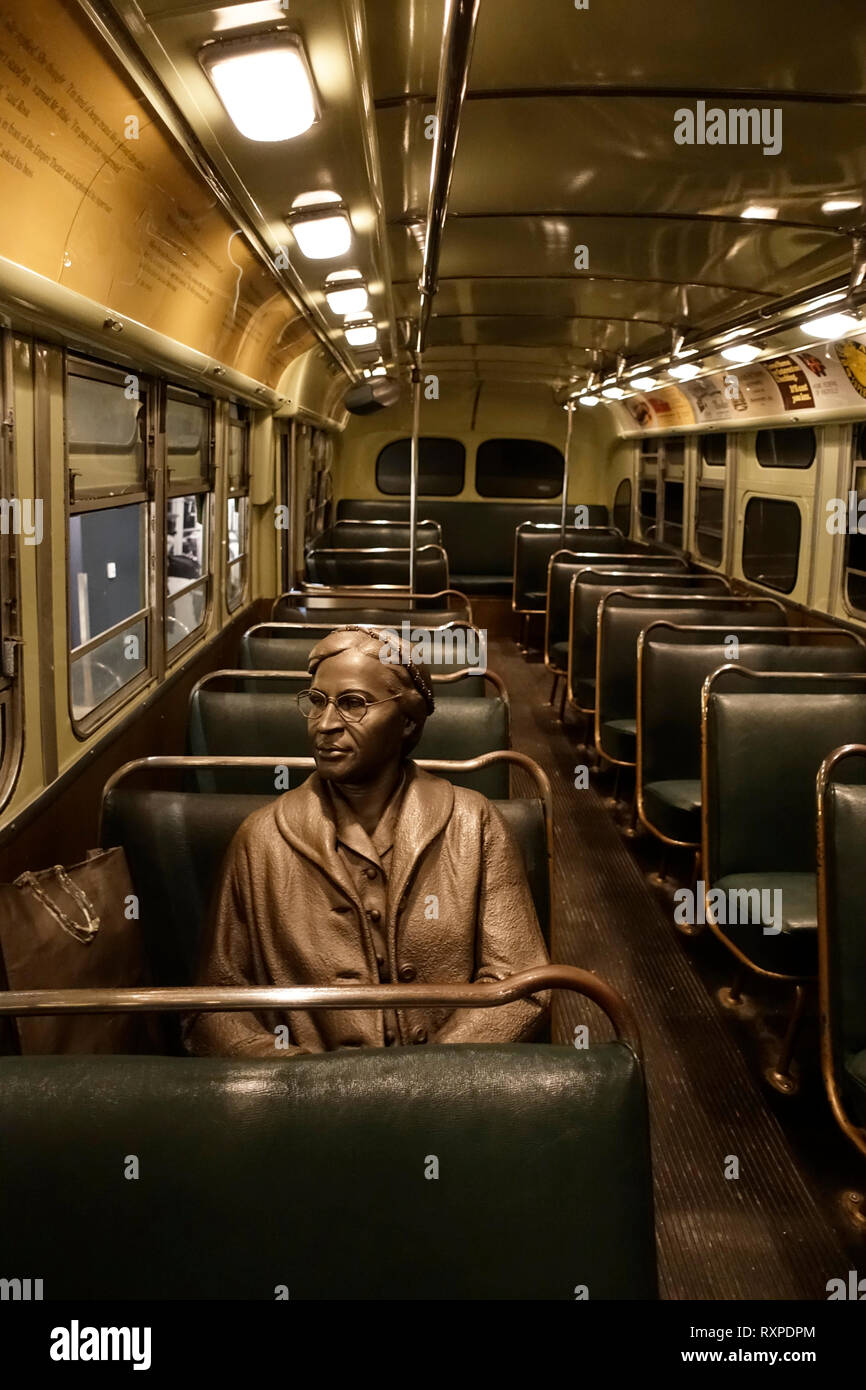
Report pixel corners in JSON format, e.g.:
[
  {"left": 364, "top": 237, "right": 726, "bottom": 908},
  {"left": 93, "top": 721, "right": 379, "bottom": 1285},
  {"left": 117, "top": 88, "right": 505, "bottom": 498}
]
[{"left": 184, "top": 625, "right": 550, "bottom": 1056}]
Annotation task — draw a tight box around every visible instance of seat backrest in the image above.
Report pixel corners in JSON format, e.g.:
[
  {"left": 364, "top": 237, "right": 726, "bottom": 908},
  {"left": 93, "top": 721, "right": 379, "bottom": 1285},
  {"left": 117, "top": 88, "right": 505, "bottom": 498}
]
[
  {"left": 513, "top": 526, "right": 624, "bottom": 610},
  {"left": 271, "top": 604, "right": 466, "bottom": 624},
  {"left": 705, "top": 675, "right": 866, "bottom": 881},
  {"left": 597, "top": 596, "right": 785, "bottom": 729},
  {"left": 188, "top": 693, "right": 510, "bottom": 797},
  {"left": 545, "top": 552, "right": 685, "bottom": 654},
  {"left": 0, "top": 1042, "right": 656, "bottom": 1299},
  {"left": 240, "top": 629, "right": 485, "bottom": 680},
  {"left": 820, "top": 756, "right": 866, "bottom": 1065},
  {"left": 212, "top": 670, "right": 490, "bottom": 700},
  {"left": 319, "top": 520, "right": 442, "bottom": 549},
  {"left": 305, "top": 545, "right": 448, "bottom": 592},
  {"left": 102, "top": 785, "right": 549, "bottom": 979},
  {"left": 641, "top": 630, "right": 866, "bottom": 788},
  {"left": 335, "top": 500, "right": 609, "bottom": 579},
  {"left": 567, "top": 572, "right": 729, "bottom": 703}
]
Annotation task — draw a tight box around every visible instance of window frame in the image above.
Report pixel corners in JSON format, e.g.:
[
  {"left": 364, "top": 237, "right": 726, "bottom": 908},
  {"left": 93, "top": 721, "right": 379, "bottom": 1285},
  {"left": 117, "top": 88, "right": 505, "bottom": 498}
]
[
  {"left": 375, "top": 436, "right": 466, "bottom": 497},
  {"left": 164, "top": 384, "right": 215, "bottom": 664},
  {"left": 613, "top": 477, "right": 632, "bottom": 538},
  {"left": 755, "top": 426, "right": 817, "bottom": 470},
  {"left": 842, "top": 425, "right": 866, "bottom": 618},
  {"left": 741, "top": 494, "right": 802, "bottom": 595},
  {"left": 473, "top": 437, "right": 563, "bottom": 500},
  {"left": 0, "top": 327, "right": 23, "bottom": 807},
  {"left": 225, "top": 401, "right": 250, "bottom": 615},
  {"left": 637, "top": 438, "right": 659, "bottom": 539},
  {"left": 64, "top": 354, "right": 154, "bottom": 737},
  {"left": 694, "top": 433, "right": 727, "bottom": 567}
]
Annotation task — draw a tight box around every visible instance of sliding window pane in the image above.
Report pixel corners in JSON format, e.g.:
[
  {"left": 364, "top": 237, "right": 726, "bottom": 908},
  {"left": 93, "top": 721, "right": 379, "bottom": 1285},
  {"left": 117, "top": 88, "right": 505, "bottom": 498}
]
[
  {"left": 66, "top": 371, "right": 145, "bottom": 496},
  {"left": 167, "top": 395, "right": 209, "bottom": 491},
  {"left": 71, "top": 617, "right": 146, "bottom": 719},
  {"left": 69, "top": 504, "right": 145, "bottom": 649}
]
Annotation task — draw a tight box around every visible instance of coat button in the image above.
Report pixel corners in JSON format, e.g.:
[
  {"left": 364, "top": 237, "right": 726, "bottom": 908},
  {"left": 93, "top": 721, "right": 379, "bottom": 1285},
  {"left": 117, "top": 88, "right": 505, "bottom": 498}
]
[
  {"left": 398, "top": 964, "right": 416, "bottom": 982},
  {"left": 376, "top": 953, "right": 385, "bottom": 971},
  {"left": 366, "top": 907, "right": 381, "bottom": 923},
  {"left": 384, "top": 1029, "right": 396, "bottom": 1046},
  {"left": 364, "top": 866, "right": 377, "bottom": 880},
  {"left": 412, "top": 1026, "right": 427, "bottom": 1044}
]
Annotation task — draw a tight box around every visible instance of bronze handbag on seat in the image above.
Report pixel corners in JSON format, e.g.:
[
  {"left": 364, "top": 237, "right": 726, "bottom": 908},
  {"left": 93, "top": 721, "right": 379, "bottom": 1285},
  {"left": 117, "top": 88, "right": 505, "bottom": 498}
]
[{"left": 0, "top": 846, "right": 162, "bottom": 1055}]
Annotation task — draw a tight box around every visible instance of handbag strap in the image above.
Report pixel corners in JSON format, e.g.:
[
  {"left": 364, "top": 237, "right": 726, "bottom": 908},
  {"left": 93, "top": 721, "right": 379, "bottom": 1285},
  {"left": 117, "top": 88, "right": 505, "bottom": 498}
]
[{"left": 13, "top": 866, "right": 101, "bottom": 946}]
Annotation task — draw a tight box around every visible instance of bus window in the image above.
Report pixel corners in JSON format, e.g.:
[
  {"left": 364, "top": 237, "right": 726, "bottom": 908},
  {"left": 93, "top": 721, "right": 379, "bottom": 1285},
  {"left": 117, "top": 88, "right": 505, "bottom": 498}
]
[
  {"left": 66, "top": 360, "right": 149, "bottom": 726},
  {"left": 475, "top": 439, "right": 562, "bottom": 498},
  {"left": 613, "top": 478, "right": 631, "bottom": 537},
  {"left": 376, "top": 437, "right": 465, "bottom": 495},
  {"left": 638, "top": 438, "right": 658, "bottom": 539},
  {"left": 756, "top": 427, "right": 816, "bottom": 469},
  {"left": 226, "top": 403, "right": 250, "bottom": 613},
  {"left": 166, "top": 388, "right": 212, "bottom": 655},
  {"left": 742, "top": 496, "right": 801, "bottom": 593},
  {"left": 695, "top": 434, "right": 727, "bottom": 565},
  {"left": 844, "top": 425, "right": 866, "bottom": 614},
  {"left": 0, "top": 332, "right": 21, "bottom": 803}
]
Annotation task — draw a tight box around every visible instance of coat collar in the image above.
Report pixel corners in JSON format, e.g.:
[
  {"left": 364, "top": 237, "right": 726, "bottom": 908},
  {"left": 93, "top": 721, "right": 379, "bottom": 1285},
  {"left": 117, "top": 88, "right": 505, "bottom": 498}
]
[{"left": 273, "top": 762, "right": 455, "bottom": 909}]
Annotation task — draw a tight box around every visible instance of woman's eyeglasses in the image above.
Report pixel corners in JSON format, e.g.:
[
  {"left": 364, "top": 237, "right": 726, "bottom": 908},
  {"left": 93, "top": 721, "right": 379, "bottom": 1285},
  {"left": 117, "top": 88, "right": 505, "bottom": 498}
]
[{"left": 296, "top": 688, "right": 402, "bottom": 723}]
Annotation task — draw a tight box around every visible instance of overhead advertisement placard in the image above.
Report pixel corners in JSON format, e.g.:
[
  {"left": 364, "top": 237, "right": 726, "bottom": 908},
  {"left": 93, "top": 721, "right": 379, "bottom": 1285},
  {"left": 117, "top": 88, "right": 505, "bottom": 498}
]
[{"left": 618, "top": 339, "right": 866, "bottom": 433}]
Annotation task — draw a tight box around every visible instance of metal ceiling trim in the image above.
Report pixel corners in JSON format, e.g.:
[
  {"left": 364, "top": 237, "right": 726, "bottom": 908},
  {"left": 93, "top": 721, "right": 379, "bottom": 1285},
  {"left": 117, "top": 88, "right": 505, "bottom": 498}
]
[
  {"left": 376, "top": 84, "right": 866, "bottom": 109},
  {"left": 76, "top": 0, "right": 361, "bottom": 384},
  {"left": 416, "top": 0, "right": 482, "bottom": 355}
]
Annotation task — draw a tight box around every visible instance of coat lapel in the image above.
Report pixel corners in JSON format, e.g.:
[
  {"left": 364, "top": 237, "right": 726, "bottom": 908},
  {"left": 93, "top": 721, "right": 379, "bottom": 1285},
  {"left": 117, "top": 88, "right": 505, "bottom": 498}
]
[
  {"left": 388, "top": 764, "right": 454, "bottom": 913},
  {"left": 273, "top": 773, "right": 360, "bottom": 908}
]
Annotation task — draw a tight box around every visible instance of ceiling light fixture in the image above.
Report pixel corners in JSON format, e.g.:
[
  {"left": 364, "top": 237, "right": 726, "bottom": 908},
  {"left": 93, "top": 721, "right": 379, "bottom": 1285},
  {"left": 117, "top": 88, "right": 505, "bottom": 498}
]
[
  {"left": 669, "top": 362, "right": 701, "bottom": 381},
  {"left": 200, "top": 29, "right": 317, "bottom": 142},
  {"left": 602, "top": 386, "right": 628, "bottom": 400},
  {"left": 630, "top": 376, "right": 659, "bottom": 390},
  {"left": 579, "top": 395, "right": 600, "bottom": 407},
  {"left": 323, "top": 270, "right": 368, "bottom": 316},
  {"left": 287, "top": 191, "right": 352, "bottom": 259},
  {"left": 798, "top": 311, "right": 861, "bottom": 340},
  {"left": 822, "top": 197, "right": 863, "bottom": 214},
  {"left": 741, "top": 205, "right": 778, "bottom": 220},
  {"left": 345, "top": 320, "right": 378, "bottom": 346},
  {"left": 721, "top": 343, "right": 762, "bottom": 364}
]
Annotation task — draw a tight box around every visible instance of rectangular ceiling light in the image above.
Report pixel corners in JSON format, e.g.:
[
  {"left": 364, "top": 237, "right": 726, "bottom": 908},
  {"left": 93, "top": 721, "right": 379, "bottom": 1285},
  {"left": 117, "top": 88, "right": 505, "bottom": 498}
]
[
  {"left": 578, "top": 395, "right": 600, "bottom": 407},
  {"left": 324, "top": 272, "right": 368, "bottom": 317},
  {"left": 630, "top": 376, "right": 658, "bottom": 390},
  {"left": 345, "top": 323, "right": 378, "bottom": 346},
  {"left": 721, "top": 344, "right": 762, "bottom": 364},
  {"left": 799, "top": 311, "right": 860, "bottom": 340},
  {"left": 288, "top": 192, "right": 353, "bottom": 259},
  {"left": 602, "top": 386, "right": 628, "bottom": 399},
  {"left": 200, "top": 30, "right": 317, "bottom": 142}
]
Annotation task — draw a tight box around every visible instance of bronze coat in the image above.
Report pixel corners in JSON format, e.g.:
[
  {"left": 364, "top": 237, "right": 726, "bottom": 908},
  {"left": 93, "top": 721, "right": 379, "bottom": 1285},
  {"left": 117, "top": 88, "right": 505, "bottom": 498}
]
[{"left": 184, "top": 763, "right": 549, "bottom": 1056}]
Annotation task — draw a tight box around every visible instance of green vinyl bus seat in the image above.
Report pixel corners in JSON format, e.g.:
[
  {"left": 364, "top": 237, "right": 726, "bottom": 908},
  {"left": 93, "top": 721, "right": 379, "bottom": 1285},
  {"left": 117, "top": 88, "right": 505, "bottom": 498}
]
[
  {"left": 304, "top": 544, "right": 448, "bottom": 592},
  {"left": 638, "top": 626, "right": 866, "bottom": 847},
  {"left": 595, "top": 594, "right": 786, "bottom": 766},
  {"left": 513, "top": 524, "right": 624, "bottom": 614}
]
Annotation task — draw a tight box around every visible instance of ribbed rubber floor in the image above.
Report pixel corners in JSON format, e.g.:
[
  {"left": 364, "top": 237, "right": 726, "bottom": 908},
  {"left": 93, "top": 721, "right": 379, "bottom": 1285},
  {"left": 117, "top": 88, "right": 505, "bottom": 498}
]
[{"left": 491, "top": 634, "right": 859, "bottom": 1301}]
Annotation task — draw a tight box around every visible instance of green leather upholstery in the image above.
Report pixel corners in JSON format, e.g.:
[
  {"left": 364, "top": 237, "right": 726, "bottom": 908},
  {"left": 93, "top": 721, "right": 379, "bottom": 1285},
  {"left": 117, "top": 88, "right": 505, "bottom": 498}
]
[
  {"left": 545, "top": 554, "right": 686, "bottom": 669},
  {"left": 316, "top": 521, "right": 442, "bottom": 549},
  {"left": 640, "top": 631, "right": 866, "bottom": 845},
  {"left": 305, "top": 545, "right": 448, "bottom": 592},
  {"left": 514, "top": 526, "right": 623, "bottom": 611},
  {"left": 241, "top": 628, "right": 481, "bottom": 672},
  {"left": 567, "top": 573, "right": 728, "bottom": 708},
  {"left": 705, "top": 680, "right": 866, "bottom": 976},
  {"left": 336, "top": 500, "right": 609, "bottom": 594},
  {"left": 596, "top": 596, "right": 784, "bottom": 765},
  {"left": 223, "top": 671, "right": 488, "bottom": 699},
  {"left": 820, "top": 767, "right": 866, "bottom": 1128},
  {"left": 0, "top": 1044, "right": 655, "bottom": 1299},
  {"left": 188, "top": 693, "right": 510, "bottom": 797},
  {"left": 102, "top": 787, "right": 552, "bottom": 973}
]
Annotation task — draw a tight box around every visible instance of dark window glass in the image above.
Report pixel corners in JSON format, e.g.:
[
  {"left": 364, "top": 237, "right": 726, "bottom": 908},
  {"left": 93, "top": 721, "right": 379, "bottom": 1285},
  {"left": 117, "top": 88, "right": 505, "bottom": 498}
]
[
  {"left": 475, "top": 439, "right": 563, "bottom": 498},
  {"left": 845, "top": 463, "right": 866, "bottom": 613},
  {"left": 613, "top": 478, "right": 631, "bottom": 536},
  {"left": 376, "top": 437, "right": 465, "bottom": 496},
  {"left": 701, "top": 433, "right": 727, "bottom": 467},
  {"left": 639, "top": 485, "right": 657, "bottom": 539},
  {"left": 662, "top": 480, "right": 684, "bottom": 548},
  {"left": 664, "top": 437, "right": 685, "bottom": 466},
  {"left": 742, "top": 497, "right": 801, "bottom": 593},
  {"left": 696, "top": 486, "right": 724, "bottom": 564},
  {"left": 755, "top": 428, "right": 816, "bottom": 469}
]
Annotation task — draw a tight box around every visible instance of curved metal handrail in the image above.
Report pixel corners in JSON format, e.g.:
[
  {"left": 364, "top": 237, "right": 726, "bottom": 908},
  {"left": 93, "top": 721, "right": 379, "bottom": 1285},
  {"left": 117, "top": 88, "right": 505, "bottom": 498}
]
[{"left": 0, "top": 965, "right": 641, "bottom": 1058}]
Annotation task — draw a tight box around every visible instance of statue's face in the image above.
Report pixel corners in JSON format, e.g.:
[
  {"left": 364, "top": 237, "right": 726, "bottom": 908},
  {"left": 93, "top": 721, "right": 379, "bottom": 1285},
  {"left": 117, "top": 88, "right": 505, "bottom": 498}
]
[{"left": 308, "top": 648, "right": 415, "bottom": 783}]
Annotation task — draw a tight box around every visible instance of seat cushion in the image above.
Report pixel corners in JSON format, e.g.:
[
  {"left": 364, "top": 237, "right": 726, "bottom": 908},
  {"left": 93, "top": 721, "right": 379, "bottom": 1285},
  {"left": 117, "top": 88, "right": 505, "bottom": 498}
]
[
  {"left": 642, "top": 780, "right": 702, "bottom": 846},
  {"left": 712, "top": 872, "right": 817, "bottom": 977},
  {"left": 451, "top": 573, "right": 512, "bottom": 596},
  {"left": 601, "top": 718, "right": 636, "bottom": 764},
  {"left": 572, "top": 676, "right": 596, "bottom": 711},
  {"left": 549, "top": 641, "right": 569, "bottom": 672}
]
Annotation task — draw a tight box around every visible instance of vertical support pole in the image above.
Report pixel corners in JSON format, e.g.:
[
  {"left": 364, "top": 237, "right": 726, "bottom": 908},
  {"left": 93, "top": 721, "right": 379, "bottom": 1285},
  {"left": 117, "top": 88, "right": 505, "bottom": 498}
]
[
  {"left": 409, "top": 365, "right": 421, "bottom": 593},
  {"left": 560, "top": 400, "right": 574, "bottom": 547}
]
